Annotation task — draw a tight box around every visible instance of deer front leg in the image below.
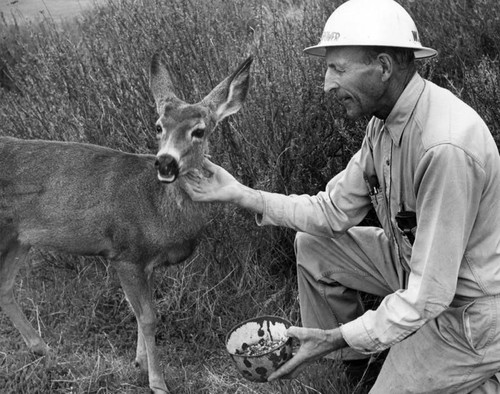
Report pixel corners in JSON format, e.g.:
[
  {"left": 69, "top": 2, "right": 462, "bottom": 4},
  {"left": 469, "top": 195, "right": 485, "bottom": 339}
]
[
  {"left": 135, "top": 320, "right": 148, "bottom": 372},
  {"left": 0, "top": 241, "right": 50, "bottom": 355},
  {"left": 134, "top": 264, "right": 154, "bottom": 372},
  {"left": 114, "top": 260, "right": 169, "bottom": 394}
]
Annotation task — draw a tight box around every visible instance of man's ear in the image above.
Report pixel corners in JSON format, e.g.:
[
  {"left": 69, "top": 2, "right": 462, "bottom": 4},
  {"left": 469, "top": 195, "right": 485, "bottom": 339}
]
[{"left": 377, "top": 53, "right": 393, "bottom": 82}]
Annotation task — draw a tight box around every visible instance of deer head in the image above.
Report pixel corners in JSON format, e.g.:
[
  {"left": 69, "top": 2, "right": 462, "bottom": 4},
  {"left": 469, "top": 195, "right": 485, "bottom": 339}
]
[{"left": 149, "top": 54, "right": 253, "bottom": 183}]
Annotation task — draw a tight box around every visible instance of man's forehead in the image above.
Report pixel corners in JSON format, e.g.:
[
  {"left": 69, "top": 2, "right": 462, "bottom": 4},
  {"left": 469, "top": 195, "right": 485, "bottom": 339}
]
[{"left": 325, "top": 46, "right": 367, "bottom": 64}]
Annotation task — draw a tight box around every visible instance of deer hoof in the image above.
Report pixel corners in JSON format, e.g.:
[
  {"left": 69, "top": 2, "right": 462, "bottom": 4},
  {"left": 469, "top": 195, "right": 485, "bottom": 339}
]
[{"left": 30, "top": 341, "right": 51, "bottom": 356}]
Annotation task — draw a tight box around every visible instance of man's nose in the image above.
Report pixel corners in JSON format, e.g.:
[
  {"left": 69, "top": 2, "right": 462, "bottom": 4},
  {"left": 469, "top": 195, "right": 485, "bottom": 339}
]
[{"left": 324, "top": 69, "right": 339, "bottom": 93}]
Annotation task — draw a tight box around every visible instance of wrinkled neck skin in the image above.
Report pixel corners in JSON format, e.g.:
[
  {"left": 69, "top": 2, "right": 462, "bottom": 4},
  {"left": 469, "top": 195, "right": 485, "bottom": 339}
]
[{"left": 376, "top": 66, "right": 417, "bottom": 120}]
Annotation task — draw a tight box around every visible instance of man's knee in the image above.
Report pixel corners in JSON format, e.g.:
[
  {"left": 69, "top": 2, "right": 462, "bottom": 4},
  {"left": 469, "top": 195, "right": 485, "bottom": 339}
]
[
  {"left": 294, "top": 232, "right": 321, "bottom": 268},
  {"left": 294, "top": 231, "right": 346, "bottom": 277},
  {"left": 294, "top": 231, "right": 309, "bottom": 255}
]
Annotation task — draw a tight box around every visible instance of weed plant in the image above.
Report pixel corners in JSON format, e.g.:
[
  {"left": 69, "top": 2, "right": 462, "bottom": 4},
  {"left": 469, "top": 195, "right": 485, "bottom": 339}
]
[{"left": 0, "top": 0, "right": 499, "bottom": 393}]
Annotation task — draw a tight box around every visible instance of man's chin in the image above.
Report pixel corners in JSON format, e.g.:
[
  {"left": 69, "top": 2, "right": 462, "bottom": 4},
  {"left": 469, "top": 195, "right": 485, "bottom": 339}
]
[{"left": 342, "top": 106, "right": 359, "bottom": 120}]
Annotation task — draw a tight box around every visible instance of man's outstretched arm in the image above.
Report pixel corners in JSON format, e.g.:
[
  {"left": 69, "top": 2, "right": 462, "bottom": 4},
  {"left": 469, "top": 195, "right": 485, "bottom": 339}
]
[{"left": 184, "top": 158, "right": 264, "bottom": 214}]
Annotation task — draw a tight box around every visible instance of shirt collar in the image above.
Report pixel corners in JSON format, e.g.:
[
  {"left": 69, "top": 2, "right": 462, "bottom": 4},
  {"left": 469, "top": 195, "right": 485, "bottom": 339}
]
[{"left": 383, "top": 73, "right": 425, "bottom": 146}]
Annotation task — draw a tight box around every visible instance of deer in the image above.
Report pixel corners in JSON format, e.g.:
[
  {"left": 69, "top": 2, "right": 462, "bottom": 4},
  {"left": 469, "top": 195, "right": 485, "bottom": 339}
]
[{"left": 0, "top": 53, "right": 253, "bottom": 393}]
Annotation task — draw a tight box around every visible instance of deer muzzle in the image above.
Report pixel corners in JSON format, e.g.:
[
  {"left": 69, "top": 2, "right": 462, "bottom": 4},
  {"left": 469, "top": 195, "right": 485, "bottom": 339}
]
[{"left": 155, "top": 154, "right": 179, "bottom": 183}]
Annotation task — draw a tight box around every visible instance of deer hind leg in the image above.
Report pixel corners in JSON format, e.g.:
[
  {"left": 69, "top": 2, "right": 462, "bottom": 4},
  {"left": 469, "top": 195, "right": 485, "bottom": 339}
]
[
  {"left": 114, "top": 260, "right": 169, "bottom": 394},
  {"left": 0, "top": 240, "right": 50, "bottom": 355}
]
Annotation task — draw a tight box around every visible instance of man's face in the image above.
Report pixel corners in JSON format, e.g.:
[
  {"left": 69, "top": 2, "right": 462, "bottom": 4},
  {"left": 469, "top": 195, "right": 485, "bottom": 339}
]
[{"left": 324, "top": 46, "right": 385, "bottom": 119}]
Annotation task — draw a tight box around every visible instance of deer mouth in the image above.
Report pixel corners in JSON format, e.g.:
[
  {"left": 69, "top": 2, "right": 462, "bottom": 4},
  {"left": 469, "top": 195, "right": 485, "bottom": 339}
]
[
  {"left": 155, "top": 154, "right": 179, "bottom": 183},
  {"left": 157, "top": 173, "right": 177, "bottom": 183}
]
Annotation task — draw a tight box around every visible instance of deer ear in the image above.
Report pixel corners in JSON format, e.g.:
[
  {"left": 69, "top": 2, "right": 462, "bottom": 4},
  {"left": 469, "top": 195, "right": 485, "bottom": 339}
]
[
  {"left": 202, "top": 56, "right": 253, "bottom": 122},
  {"left": 149, "top": 53, "right": 178, "bottom": 110}
]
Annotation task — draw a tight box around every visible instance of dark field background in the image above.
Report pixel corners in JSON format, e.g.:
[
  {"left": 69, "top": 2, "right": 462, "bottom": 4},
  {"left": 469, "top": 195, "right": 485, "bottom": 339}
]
[{"left": 1, "top": 0, "right": 499, "bottom": 393}]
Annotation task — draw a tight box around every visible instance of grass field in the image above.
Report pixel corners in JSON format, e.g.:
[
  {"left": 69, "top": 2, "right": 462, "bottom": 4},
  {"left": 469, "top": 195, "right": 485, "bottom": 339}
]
[{"left": 0, "top": 0, "right": 499, "bottom": 393}]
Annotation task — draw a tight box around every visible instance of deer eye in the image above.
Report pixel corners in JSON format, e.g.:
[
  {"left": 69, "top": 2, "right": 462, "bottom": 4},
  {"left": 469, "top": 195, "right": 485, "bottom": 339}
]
[
  {"left": 156, "top": 124, "right": 162, "bottom": 134},
  {"left": 192, "top": 128, "right": 205, "bottom": 139}
]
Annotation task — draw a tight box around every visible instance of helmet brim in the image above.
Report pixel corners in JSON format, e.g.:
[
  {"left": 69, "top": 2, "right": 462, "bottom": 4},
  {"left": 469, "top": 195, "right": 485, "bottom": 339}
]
[{"left": 303, "top": 44, "right": 438, "bottom": 60}]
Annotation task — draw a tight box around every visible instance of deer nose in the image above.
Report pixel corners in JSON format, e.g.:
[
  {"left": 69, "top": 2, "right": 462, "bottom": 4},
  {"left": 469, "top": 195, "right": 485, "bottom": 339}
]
[{"left": 155, "top": 154, "right": 179, "bottom": 183}]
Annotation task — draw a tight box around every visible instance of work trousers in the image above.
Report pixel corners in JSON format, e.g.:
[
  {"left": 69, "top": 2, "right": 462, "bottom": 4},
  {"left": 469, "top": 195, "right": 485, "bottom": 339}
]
[{"left": 295, "top": 227, "right": 500, "bottom": 393}]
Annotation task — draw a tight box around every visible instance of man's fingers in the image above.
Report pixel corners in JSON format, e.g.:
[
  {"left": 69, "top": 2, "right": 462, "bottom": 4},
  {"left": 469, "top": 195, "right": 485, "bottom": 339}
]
[
  {"left": 201, "top": 158, "right": 218, "bottom": 175},
  {"left": 285, "top": 326, "right": 301, "bottom": 339},
  {"left": 185, "top": 170, "right": 201, "bottom": 181},
  {"left": 267, "top": 356, "right": 308, "bottom": 381},
  {"left": 265, "top": 326, "right": 301, "bottom": 381}
]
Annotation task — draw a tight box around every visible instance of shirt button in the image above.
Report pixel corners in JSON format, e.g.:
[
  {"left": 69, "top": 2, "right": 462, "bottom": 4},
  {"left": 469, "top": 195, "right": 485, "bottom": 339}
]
[{"left": 386, "top": 159, "right": 390, "bottom": 165}]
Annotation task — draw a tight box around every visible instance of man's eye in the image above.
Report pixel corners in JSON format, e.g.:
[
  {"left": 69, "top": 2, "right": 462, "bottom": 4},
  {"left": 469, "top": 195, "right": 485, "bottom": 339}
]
[
  {"left": 192, "top": 128, "right": 205, "bottom": 139},
  {"left": 156, "top": 125, "right": 162, "bottom": 134},
  {"left": 329, "top": 64, "right": 344, "bottom": 73}
]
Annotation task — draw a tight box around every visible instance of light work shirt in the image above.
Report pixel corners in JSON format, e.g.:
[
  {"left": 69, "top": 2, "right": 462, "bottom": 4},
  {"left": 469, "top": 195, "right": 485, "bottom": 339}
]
[{"left": 257, "top": 73, "right": 500, "bottom": 353}]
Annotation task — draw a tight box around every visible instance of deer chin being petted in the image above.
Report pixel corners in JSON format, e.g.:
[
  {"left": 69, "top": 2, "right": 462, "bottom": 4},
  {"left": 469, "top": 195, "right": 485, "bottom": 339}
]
[{"left": 0, "top": 54, "right": 253, "bottom": 394}]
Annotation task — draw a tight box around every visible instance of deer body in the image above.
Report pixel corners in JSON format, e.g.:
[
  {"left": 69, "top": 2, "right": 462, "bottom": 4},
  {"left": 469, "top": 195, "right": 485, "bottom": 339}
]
[
  {"left": 0, "top": 55, "right": 253, "bottom": 393},
  {"left": 1, "top": 137, "right": 204, "bottom": 263}
]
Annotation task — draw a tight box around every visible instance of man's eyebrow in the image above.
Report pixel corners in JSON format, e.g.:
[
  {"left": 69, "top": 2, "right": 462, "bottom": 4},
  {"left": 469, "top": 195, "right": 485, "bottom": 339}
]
[{"left": 328, "top": 62, "right": 344, "bottom": 69}]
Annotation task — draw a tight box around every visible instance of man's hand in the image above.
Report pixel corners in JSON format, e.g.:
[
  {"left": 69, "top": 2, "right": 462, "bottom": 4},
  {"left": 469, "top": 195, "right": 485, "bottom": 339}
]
[
  {"left": 184, "top": 158, "right": 265, "bottom": 214},
  {"left": 268, "top": 326, "right": 347, "bottom": 381},
  {"left": 184, "top": 158, "right": 240, "bottom": 203}
]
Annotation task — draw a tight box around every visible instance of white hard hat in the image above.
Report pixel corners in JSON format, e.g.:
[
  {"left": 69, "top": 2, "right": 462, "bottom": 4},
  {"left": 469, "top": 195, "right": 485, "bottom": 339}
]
[{"left": 304, "top": 0, "right": 437, "bottom": 59}]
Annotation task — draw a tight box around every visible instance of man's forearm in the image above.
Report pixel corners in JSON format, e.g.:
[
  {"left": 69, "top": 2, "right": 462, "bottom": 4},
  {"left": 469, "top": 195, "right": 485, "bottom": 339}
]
[{"left": 232, "top": 183, "right": 265, "bottom": 215}]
